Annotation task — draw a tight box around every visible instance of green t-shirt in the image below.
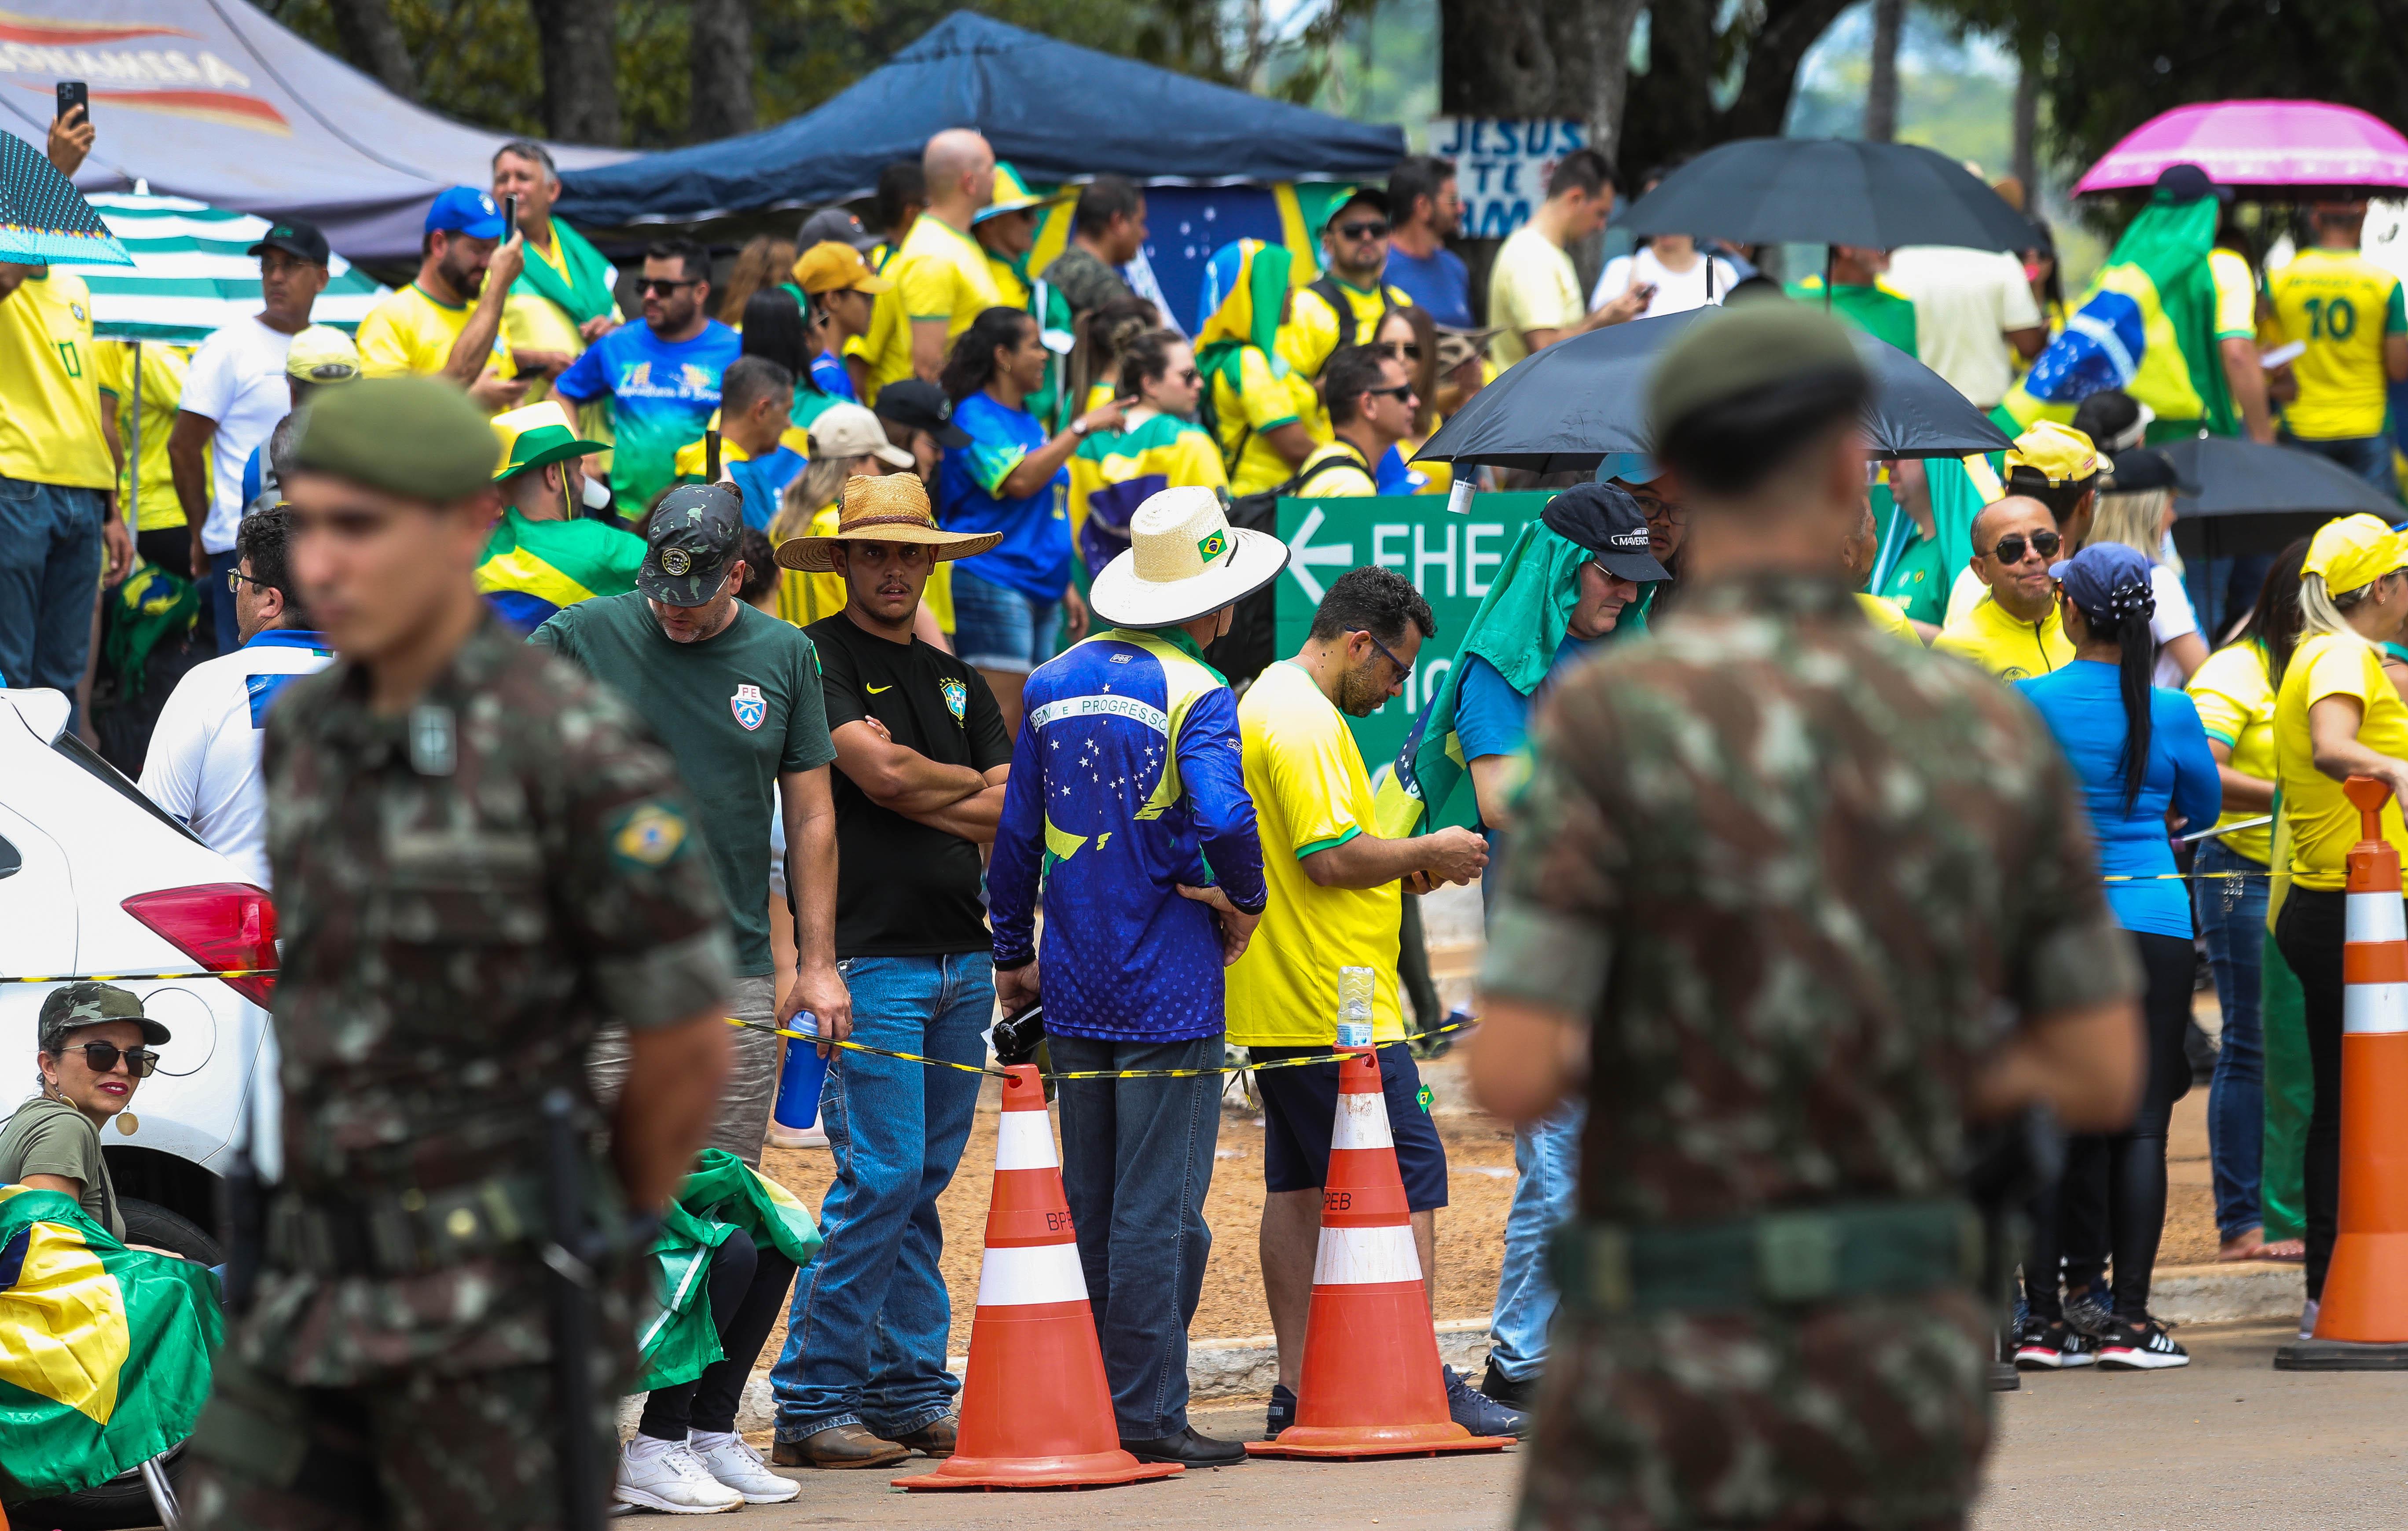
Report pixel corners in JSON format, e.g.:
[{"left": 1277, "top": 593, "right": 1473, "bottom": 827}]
[
  {"left": 1873, "top": 509, "right": 1951, "bottom": 627},
  {"left": 1789, "top": 275, "right": 1919, "bottom": 358},
  {"left": 0, "top": 1094, "right": 121, "bottom": 1239},
  {"left": 531, "top": 594, "right": 837, "bottom": 975}
]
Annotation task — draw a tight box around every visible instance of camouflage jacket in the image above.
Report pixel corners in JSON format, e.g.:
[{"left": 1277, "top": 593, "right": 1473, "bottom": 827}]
[
  {"left": 1483, "top": 571, "right": 2138, "bottom": 1530},
  {"left": 245, "top": 615, "right": 734, "bottom": 1387}
]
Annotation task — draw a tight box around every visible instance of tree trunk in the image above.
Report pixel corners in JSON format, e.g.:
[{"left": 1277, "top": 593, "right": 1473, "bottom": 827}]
[
  {"left": 689, "top": 0, "right": 757, "bottom": 140},
  {"left": 325, "top": 0, "right": 416, "bottom": 100},
  {"left": 1439, "top": 0, "right": 1575, "bottom": 118},
  {"left": 1864, "top": 0, "right": 1904, "bottom": 142},
  {"left": 2012, "top": 53, "right": 2040, "bottom": 199},
  {"left": 1579, "top": 0, "right": 1650, "bottom": 167},
  {"left": 531, "top": 0, "right": 621, "bottom": 145}
]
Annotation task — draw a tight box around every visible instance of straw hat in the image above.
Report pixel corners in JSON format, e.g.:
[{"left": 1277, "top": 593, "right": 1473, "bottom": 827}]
[
  {"left": 775, "top": 473, "right": 1002, "bottom": 572},
  {"left": 1086, "top": 486, "right": 1288, "bottom": 629}
]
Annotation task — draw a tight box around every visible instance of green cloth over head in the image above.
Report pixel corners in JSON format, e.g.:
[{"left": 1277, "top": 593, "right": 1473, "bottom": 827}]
[
  {"left": 101, "top": 560, "right": 196, "bottom": 701},
  {"left": 510, "top": 220, "right": 618, "bottom": 328},
  {"left": 1196, "top": 239, "right": 1295, "bottom": 399},
  {"left": 295, "top": 375, "right": 499, "bottom": 503}
]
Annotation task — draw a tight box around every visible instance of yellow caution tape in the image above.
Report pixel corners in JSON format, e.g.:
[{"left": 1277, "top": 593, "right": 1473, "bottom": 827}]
[
  {"left": 0, "top": 969, "right": 279, "bottom": 984},
  {"left": 725, "top": 1017, "right": 1476, "bottom": 1082}
]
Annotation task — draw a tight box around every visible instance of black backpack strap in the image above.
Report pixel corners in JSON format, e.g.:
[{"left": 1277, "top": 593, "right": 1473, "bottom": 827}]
[
  {"left": 1294, "top": 440, "right": 1377, "bottom": 497},
  {"left": 1307, "top": 275, "right": 1358, "bottom": 350}
]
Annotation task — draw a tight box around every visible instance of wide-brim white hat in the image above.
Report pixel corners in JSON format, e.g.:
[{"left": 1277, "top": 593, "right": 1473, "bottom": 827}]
[{"left": 1087, "top": 487, "right": 1289, "bottom": 629}]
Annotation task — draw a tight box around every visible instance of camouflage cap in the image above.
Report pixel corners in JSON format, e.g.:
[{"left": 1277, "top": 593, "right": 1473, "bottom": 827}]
[
  {"left": 292, "top": 374, "right": 500, "bottom": 503},
  {"left": 39, "top": 982, "right": 171, "bottom": 1052},
  {"left": 1647, "top": 302, "right": 1867, "bottom": 444},
  {"left": 639, "top": 483, "right": 745, "bottom": 606}
]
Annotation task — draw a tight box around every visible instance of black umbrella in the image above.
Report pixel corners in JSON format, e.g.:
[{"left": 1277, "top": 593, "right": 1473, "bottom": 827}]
[
  {"left": 1412, "top": 308, "right": 2011, "bottom": 474},
  {"left": 1615, "top": 138, "right": 2038, "bottom": 253},
  {"left": 2163, "top": 435, "right": 2404, "bottom": 562}
]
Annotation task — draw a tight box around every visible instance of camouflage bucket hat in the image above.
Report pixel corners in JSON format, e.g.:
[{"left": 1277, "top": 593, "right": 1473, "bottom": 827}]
[
  {"left": 639, "top": 482, "right": 746, "bottom": 606},
  {"left": 39, "top": 982, "right": 171, "bottom": 1052}
]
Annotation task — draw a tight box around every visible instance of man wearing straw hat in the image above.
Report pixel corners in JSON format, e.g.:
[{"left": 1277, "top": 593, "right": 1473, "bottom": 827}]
[
  {"left": 764, "top": 474, "right": 1011, "bottom": 1469},
  {"left": 988, "top": 486, "right": 1287, "bottom": 1467}
]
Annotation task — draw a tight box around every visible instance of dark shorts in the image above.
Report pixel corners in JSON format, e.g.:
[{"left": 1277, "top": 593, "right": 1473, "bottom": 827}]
[{"left": 1252, "top": 1042, "right": 1448, "bottom": 1212}]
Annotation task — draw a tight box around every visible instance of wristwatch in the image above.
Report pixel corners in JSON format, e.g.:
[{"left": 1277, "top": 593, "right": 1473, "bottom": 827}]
[{"left": 1070, "top": 419, "right": 1091, "bottom": 438}]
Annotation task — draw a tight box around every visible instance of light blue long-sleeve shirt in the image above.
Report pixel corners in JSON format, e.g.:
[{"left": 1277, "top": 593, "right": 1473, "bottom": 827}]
[{"left": 989, "top": 627, "right": 1267, "bottom": 1041}]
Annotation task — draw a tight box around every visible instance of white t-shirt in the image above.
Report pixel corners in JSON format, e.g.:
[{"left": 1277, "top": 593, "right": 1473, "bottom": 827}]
[
  {"left": 2150, "top": 564, "right": 2201, "bottom": 688},
  {"left": 1883, "top": 246, "right": 2043, "bottom": 408},
  {"left": 140, "top": 630, "right": 333, "bottom": 886},
  {"left": 1589, "top": 246, "right": 1741, "bottom": 319},
  {"left": 180, "top": 318, "right": 294, "bottom": 554}
]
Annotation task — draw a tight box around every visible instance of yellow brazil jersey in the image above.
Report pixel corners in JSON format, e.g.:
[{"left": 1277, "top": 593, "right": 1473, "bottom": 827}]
[
  {"left": 0, "top": 270, "right": 111, "bottom": 488},
  {"left": 355, "top": 283, "right": 513, "bottom": 398},
  {"left": 2186, "top": 639, "right": 2278, "bottom": 866},
  {"left": 1225, "top": 659, "right": 1406, "bottom": 1047},
  {"left": 861, "top": 217, "right": 1001, "bottom": 404},
  {"left": 2271, "top": 248, "right": 2407, "bottom": 441},
  {"left": 1293, "top": 441, "right": 1378, "bottom": 498},
  {"left": 1281, "top": 279, "right": 1416, "bottom": 382},
  {"left": 1855, "top": 591, "right": 1920, "bottom": 644},
  {"left": 2275, "top": 633, "right": 2408, "bottom": 890},
  {"left": 1066, "top": 411, "right": 1226, "bottom": 545},
  {"left": 94, "top": 340, "right": 196, "bottom": 531},
  {"left": 2208, "top": 248, "right": 2259, "bottom": 341},
  {"left": 1211, "top": 345, "right": 1325, "bottom": 497},
  {"left": 1932, "top": 596, "right": 2072, "bottom": 681}
]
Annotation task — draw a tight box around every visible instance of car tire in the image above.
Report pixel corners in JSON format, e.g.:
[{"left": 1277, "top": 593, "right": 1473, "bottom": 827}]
[
  {"left": 118, "top": 1196, "right": 222, "bottom": 1266},
  {"left": 6, "top": 1446, "right": 183, "bottom": 1531}
]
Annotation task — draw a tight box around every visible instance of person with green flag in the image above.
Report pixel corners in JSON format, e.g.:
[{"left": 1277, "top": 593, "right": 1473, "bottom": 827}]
[
  {"left": 478, "top": 400, "right": 643, "bottom": 631},
  {"left": 1196, "top": 238, "right": 1321, "bottom": 496},
  {"left": 493, "top": 139, "right": 622, "bottom": 424}
]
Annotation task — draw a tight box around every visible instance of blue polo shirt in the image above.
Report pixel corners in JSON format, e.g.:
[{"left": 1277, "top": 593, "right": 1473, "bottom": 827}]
[{"left": 939, "top": 389, "right": 1072, "bottom": 602}]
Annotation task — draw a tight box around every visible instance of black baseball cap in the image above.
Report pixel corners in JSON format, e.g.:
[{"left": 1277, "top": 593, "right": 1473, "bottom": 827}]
[
  {"left": 639, "top": 483, "right": 745, "bottom": 606},
  {"left": 1542, "top": 482, "right": 1669, "bottom": 583},
  {"left": 2107, "top": 447, "right": 2197, "bottom": 496},
  {"left": 2154, "top": 163, "right": 2232, "bottom": 206},
  {"left": 249, "top": 217, "right": 330, "bottom": 266},
  {"left": 874, "top": 378, "right": 972, "bottom": 448},
  {"left": 1327, "top": 187, "right": 1391, "bottom": 226},
  {"left": 797, "top": 206, "right": 877, "bottom": 253}
]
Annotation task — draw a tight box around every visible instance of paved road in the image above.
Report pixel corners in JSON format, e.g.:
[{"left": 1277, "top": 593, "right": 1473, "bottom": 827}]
[{"left": 732, "top": 1323, "right": 2408, "bottom": 1530}]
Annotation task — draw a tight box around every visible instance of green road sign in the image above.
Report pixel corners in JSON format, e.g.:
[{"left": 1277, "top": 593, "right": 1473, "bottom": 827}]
[{"left": 1273, "top": 492, "right": 1556, "bottom": 775}]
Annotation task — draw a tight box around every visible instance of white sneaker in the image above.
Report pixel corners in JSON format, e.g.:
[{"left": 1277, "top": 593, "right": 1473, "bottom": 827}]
[
  {"left": 2300, "top": 1298, "right": 2321, "bottom": 1340},
  {"left": 615, "top": 1438, "right": 743, "bottom": 1514},
  {"left": 691, "top": 1431, "right": 800, "bottom": 1504}
]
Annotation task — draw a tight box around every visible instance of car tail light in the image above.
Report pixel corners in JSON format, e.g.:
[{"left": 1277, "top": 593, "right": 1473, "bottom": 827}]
[{"left": 121, "top": 884, "right": 277, "bottom": 1008}]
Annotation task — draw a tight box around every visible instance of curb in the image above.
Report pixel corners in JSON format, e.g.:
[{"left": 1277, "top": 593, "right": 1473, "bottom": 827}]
[{"left": 2148, "top": 1259, "right": 2304, "bottom": 1325}]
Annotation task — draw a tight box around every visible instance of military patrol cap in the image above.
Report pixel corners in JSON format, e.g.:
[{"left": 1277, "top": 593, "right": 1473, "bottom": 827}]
[
  {"left": 40, "top": 982, "right": 171, "bottom": 1052},
  {"left": 1648, "top": 302, "right": 1867, "bottom": 445},
  {"left": 639, "top": 483, "right": 745, "bottom": 606},
  {"left": 293, "top": 375, "right": 500, "bottom": 503}
]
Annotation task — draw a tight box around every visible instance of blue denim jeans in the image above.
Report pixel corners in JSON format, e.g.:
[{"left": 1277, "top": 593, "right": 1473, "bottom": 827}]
[
  {"left": 1487, "top": 1101, "right": 1583, "bottom": 1384},
  {"left": 2197, "top": 839, "right": 2271, "bottom": 1238},
  {"left": 949, "top": 564, "right": 1061, "bottom": 675},
  {"left": 770, "top": 952, "right": 991, "bottom": 1440},
  {"left": 0, "top": 476, "right": 103, "bottom": 696},
  {"left": 1047, "top": 1032, "right": 1222, "bottom": 1439}
]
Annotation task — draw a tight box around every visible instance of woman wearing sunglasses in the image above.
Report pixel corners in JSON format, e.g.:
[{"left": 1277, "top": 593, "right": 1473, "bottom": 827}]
[
  {"left": 0, "top": 982, "right": 171, "bottom": 1241},
  {"left": 1067, "top": 328, "right": 1227, "bottom": 579}
]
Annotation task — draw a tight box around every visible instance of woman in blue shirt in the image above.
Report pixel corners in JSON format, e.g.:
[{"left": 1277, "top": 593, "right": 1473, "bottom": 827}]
[
  {"left": 938, "top": 307, "right": 1127, "bottom": 734},
  {"left": 2015, "top": 542, "right": 2222, "bottom": 1373}
]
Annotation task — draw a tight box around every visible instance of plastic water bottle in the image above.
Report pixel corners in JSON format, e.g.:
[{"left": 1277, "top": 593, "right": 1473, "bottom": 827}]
[
  {"left": 1336, "top": 966, "right": 1375, "bottom": 1050},
  {"left": 772, "top": 1011, "right": 827, "bottom": 1130}
]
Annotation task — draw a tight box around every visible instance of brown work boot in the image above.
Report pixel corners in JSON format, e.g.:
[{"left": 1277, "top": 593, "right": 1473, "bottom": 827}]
[
  {"left": 769, "top": 1422, "right": 910, "bottom": 1469},
  {"left": 889, "top": 1416, "right": 958, "bottom": 1458}
]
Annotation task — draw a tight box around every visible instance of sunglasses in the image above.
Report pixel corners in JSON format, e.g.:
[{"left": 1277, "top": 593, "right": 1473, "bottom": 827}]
[
  {"left": 1366, "top": 383, "right": 1417, "bottom": 403},
  {"left": 1173, "top": 367, "right": 1200, "bottom": 385},
  {"left": 1333, "top": 220, "right": 1390, "bottom": 240},
  {"left": 639, "top": 277, "right": 701, "bottom": 295},
  {"left": 227, "top": 568, "right": 273, "bottom": 595},
  {"left": 1985, "top": 530, "right": 2063, "bottom": 565},
  {"left": 1354, "top": 628, "right": 1411, "bottom": 677},
  {"left": 64, "top": 1041, "right": 158, "bottom": 1078},
  {"left": 1375, "top": 341, "right": 1423, "bottom": 360}
]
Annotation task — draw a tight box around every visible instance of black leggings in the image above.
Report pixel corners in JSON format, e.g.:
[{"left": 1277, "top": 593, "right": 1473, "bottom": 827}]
[
  {"left": 2026, "top": 929, "right": 2194, "bottom": 1322},
  {"left": 637, "top": 1227, "right": 800, "bottom": 1440},
  {"left": 2274, "top": 885, "right": 2352, "bottom": 1302}
]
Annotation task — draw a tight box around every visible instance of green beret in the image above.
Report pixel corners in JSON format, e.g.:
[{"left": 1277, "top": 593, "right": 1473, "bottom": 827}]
[
  {"left": 293, "top": 375, "right": 499, "bottom": 502},
  {"left": 1648, "top": 303, "right": 1867, "bottom": 443}
]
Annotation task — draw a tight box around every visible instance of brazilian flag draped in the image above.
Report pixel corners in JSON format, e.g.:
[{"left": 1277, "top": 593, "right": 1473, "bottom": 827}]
[
  {"left": 477, "top": 507, "right": 647, "bottom": 631},
  {"left": 0, "top": 1186, "right": 220, "bottom": 1501},
  {"left": 635, "top": 1151, "right": 822, "bottom": 1394},
  {"left": 2002, "top": 190, "right": 2232, "bottom": 436}
]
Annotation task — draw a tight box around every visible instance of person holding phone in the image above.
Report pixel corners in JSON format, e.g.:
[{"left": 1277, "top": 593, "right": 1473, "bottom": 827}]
[
  {"left": 1590, "top": 233, "right": 1739, "bottom": 320},
  {"left": 48, "top": 82, "right": 94, "bottom": 176},
  {"left": 492, "top": 139, "right": 620, "bottom": 415},
  {"left": 353, "top": 187, "right": 529, "bottom": 413}
]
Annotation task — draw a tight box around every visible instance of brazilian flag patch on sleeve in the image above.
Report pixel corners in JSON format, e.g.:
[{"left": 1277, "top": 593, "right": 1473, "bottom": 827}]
[{"left": 608, "top": 801, "right": 690, "bottom": 870}]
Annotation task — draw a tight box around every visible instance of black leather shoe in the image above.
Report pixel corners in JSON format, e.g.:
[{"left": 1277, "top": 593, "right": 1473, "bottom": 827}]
[
  {"left": 1478, "top": 1358, "right": 1537, "bottom": 1412},
  {"left": 1120, "top": 1425, "right": 1248, "bottom": 1465}
]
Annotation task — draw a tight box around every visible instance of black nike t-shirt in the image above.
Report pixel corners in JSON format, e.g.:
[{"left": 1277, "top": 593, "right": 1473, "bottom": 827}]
[{"left": 807, "top": 613, "right": 1012, "bottom": 956}]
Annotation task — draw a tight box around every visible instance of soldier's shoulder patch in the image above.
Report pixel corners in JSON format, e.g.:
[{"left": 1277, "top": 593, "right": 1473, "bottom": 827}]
[{"left": 608, "top": 801, "right": 690, "bottom": 870}]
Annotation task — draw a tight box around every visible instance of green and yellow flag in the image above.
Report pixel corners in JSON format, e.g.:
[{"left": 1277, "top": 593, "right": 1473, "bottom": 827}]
[
  {"left": 635, "top": 1151, "right": 822, "bottom": 1394},
  {"left": 477, "top": 507, "right": 647, "bottom": 631},
  {"left": 0, "top": 1186, "right": 221, "bottom": 1500}
]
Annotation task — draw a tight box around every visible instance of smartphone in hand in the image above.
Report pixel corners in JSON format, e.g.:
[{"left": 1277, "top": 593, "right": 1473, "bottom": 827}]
[
  {"left": 503, "top": 193, "right": 519, "bottom": 238},
  {"left": 55, "top": 80, "right": 88, "bottom": 121}
]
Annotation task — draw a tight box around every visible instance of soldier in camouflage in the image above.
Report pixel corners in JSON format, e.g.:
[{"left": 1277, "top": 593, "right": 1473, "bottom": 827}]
[
  {"left": 184, "top": 376, "right": 738, "bottom": 1530},
  {"left": 1466, "top": 303, "right": 2146, "bottom": 1531}
]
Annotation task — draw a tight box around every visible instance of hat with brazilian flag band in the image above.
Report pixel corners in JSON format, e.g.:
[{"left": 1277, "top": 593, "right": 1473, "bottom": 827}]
[
  {"left": 1086, "top": 485, "right": 1290, "bottom": 629},
  {"left": 974, "top": 162, "right": 1072, "bottom": 224},
  {"left": 492, "top": 400, "right": 607, "bottom": 481},
  {"left": 2004, "top": 421, "right": 2100, "bottom": 487},
  {"left": 2305, "top": 513, "right": 2408, "bottom": 597}
]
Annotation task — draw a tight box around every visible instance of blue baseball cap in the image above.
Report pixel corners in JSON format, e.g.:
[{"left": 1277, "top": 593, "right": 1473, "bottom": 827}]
[
  {"left": 425, "top": 186, "right": 507, "bottom": 240},
  {"left": 1594, "top": 452, "right": 1663, "bottom": 486},
  {"left": 2049, "top": 541, "right": 2156, "bottom": 626}
]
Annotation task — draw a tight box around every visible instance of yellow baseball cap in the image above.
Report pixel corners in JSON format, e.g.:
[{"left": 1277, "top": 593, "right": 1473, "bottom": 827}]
[
  {"left": 285, "top": 324, "right": 360, "bottom": 384},
  {"left": 2305, "top": 514, "right": 2408, "bottom": 596},
  {"left": 2004, "top": 421, "right": 2098, "bottom": 487},
  {"left": 791, "top": 241, "right": 891, "bottom": 297}
]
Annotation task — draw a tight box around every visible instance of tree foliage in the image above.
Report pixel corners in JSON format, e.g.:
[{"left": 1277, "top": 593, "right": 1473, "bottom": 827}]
[{"left": 1930, "top": 0, "right": 2408, "bottom": 179}]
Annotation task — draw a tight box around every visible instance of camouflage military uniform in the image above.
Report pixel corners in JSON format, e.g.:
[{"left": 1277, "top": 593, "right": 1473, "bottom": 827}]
[
  {"left": 185, "top": 616, "right": 734, "bottom": 1531},
  {"left": 1481, "top": 572, "right": 2138, "bottom": 1531}
]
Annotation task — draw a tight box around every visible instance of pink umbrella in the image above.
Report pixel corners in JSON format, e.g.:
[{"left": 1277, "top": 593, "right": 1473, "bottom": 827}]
[{"left": 2076, "top": 100, "right": 2408, "bottom": 195}]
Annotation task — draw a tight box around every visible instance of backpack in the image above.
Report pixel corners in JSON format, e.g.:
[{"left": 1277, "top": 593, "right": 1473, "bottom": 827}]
[{"left": 1305, "top": 275, "right": 1400, "bottom": 353}]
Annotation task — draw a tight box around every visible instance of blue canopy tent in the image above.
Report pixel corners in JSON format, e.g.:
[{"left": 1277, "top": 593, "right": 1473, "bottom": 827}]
[{"left": 558, "top": 11, "right": 1406, "bottom": 331}]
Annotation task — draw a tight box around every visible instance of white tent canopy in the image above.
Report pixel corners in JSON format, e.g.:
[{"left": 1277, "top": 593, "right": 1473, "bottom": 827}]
[{"left": 62, "top": 191, "right": 388, "bottom": 343}]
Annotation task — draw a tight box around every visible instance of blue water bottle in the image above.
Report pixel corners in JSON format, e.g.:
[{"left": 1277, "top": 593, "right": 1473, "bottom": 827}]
[{"left": 773, "top": 1011, "right": 828, "bottom": 1131}]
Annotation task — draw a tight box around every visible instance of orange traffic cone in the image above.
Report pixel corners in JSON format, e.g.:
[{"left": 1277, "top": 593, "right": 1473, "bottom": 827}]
[
  {"left": 1249, "top": 1046, "right": 1511, "bottom": 1458},
  {"left": 2280, "top": 776, "right": 2408, "bottom": 1368},
  {"left": 897, "top": 1064, "right": 1184, "bottom": 1489}
]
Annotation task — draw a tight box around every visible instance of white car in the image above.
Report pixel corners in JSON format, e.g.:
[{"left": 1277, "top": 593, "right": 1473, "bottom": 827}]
[{"left": 0, "top": 686, "right": 279, "bottom": 1264}]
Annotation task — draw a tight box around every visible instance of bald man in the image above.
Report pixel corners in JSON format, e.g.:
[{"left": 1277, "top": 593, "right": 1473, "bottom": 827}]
[
  {"left": 877, "top": 129, "right": 1000, "bottom": 386},
  {"left": 1933, "top": 497, "right": 2074, "bottom": 679}
]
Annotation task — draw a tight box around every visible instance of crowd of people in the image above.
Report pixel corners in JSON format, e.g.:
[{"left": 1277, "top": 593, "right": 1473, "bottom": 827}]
[{"left": 9, "top": 95, "right": 2408, "bottom": 1528}]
